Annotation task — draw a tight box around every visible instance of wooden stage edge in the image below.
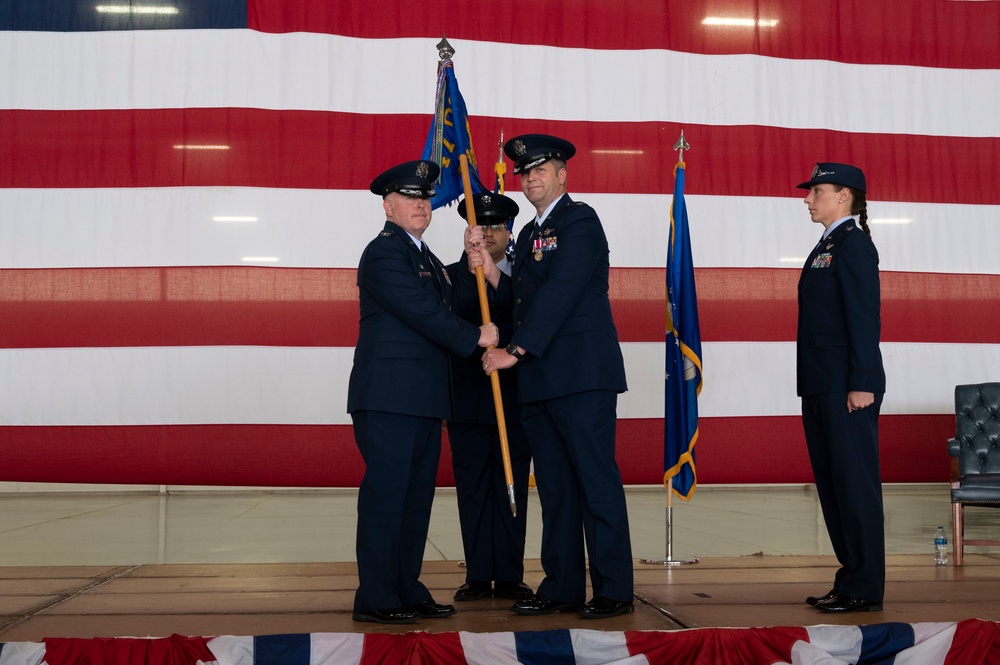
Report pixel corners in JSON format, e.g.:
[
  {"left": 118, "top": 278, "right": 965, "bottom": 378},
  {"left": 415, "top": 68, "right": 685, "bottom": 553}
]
[{"left": 1, "top": 553, "right": 998, "bottom": 641}]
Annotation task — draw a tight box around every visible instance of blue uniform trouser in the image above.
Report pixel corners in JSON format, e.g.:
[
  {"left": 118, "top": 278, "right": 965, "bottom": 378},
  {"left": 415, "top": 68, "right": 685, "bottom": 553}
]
[
  {"left": 352, "top": 410, "right": 440, "bottom": 612},
  {"left": 802, "top": 392, "right": 885, "bottom": 603},
  {"left": 521, "top": 389, "right": 633, "bottom": 604},
  {"left": 449, "top": 419, "right": 531, "bottom": 584}
]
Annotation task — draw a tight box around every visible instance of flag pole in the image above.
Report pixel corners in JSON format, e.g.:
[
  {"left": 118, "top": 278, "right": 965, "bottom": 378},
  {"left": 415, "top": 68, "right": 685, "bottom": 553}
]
[
  {"left": 641, "top": 130, "right": 699, "bottom": 567},
  {"left": 459, "top": 153, "right": 518, "bottom": 517}
]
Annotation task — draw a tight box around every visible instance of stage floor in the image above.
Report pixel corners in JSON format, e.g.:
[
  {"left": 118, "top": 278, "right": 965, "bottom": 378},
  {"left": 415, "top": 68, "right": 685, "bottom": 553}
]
[
  {"left": 1, "top": 555, "right": 999, "bottom": 641},
  {"left": 1, "top": 484, "right": 999, "bottom": 640}
]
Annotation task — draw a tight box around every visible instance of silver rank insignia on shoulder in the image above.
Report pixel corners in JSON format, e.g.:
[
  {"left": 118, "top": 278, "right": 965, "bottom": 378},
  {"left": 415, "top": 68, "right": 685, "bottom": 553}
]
[{"left": 379, "top": 231, "right": 392, "bottom": 237}]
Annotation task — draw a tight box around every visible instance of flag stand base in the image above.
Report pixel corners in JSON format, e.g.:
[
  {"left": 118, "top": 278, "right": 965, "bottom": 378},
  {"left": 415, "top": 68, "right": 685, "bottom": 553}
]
[
  {"left": 640, "top": 556, "right": 700, "bottom": 566},
  {"left": 640, "top": 481, "right": 699, "bottom": 566}
]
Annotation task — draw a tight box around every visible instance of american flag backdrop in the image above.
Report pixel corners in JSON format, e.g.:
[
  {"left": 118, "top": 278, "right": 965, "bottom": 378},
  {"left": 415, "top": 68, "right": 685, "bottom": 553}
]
[{"left": 2, "top": 1, "right": 999, "bottom": 488}]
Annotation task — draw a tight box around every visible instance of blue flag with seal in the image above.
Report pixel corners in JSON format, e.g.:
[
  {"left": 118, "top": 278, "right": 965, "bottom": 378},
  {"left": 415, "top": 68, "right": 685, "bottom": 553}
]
[
  {"left": 421, "top": 58, "right": 484, "bottom": 209},
  {"left": 664, "top": 160, "right": 703, "bottom": 501}
]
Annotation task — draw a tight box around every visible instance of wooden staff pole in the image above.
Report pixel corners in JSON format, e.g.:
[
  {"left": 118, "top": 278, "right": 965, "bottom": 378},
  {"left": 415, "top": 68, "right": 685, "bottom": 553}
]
[{"left": 459, "top": 154, "right": 517, "bottom": 517}]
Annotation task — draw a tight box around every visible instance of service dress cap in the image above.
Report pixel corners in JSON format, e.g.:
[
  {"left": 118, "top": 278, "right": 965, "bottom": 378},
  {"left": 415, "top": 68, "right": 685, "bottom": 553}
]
[
  {"left": 458, "top": 192, "right": 520, "bottom": 225},
  {"left": 503, "top": 134, "right": 576, "bottom": 175},
  {"left": 797, "top": 162, "right": 866, "bottom": 194},
  {"left": 369, "top": 160, "right": 440, "bottom": 198}
]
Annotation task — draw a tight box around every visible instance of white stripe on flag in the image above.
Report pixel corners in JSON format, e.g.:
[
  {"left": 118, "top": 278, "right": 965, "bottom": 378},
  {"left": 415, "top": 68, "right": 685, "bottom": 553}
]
[
  {"left": 3, "top": 188, "right": 997, "bottom": 275},
  {"left": 458, "top": 631, "right": 520, "bottom": 665},
  {"left": 3, "top": 32, "right": 999, "bottom": 138},
  {"left": 205, "top": 636, "right": 254, "bottom": 665},
  {"left": 3, "top": 341, "right": 996, "bottom": 426},
  {"left": 0, "top": 642, "right": 46, "bottom": 665},
  {"left": 309, "top": 633, "right": 364, "bottom": 665}
]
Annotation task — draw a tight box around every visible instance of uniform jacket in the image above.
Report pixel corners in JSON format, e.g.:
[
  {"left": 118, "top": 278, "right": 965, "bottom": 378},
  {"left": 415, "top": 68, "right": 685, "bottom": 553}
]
[
  {"left": 507, "top": 194, "right": 627, "bottom": 403},
  {"left": 797, "top": 219, "right": 886, "bottom": 397},
  {"left": 347, "top": 221, "right": 482, "bottom": 420},
  {"left": 446, "top": 253, "right": 519, "bottom": 424}
]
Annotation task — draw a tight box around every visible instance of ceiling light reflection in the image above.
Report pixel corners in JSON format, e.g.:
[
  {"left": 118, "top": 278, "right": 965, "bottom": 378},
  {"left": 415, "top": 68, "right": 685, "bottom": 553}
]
[
  {"left": 869, "top": 218, "right": 912, "bottom": 225},
  {"left": 173, "top": 144, "right": 230, "bottom": 150},
  {"left": 242, "top": 257, "right": 280, "bottom": 263},
  {"left": 213, "top": 216, "right": 258, "bottom": 223},
  {"left": 779, "top": 257, "right": 806, "bottom": 263},
  {"left": 703, "top": 17, "right": 779, "bottom": 27},
  {"left": 96, "top": 5, "right": 179, "bottom": 14}
]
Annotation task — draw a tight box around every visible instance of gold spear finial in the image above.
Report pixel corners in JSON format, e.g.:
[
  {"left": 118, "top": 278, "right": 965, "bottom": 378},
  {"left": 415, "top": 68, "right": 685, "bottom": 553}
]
[{"left": 673, "top": 130, "right": 690, "bottom": 163}]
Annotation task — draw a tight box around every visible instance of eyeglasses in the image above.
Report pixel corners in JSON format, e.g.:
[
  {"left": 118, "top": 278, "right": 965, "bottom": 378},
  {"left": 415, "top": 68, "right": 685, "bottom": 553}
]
[{"left": 482, "top": 224, "right": 508, "bottom": 233}]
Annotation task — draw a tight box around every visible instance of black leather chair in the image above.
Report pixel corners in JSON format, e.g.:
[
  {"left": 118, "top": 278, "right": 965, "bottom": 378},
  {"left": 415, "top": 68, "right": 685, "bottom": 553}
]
[{"left": 948, "top": 382, "right": 1000, "bottom": 566}]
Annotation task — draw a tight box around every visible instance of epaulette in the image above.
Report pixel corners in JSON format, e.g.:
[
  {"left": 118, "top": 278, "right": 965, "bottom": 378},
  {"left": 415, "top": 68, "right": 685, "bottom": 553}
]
[{"left": 379, "top": 230, "right": 393, "bottom": 237}]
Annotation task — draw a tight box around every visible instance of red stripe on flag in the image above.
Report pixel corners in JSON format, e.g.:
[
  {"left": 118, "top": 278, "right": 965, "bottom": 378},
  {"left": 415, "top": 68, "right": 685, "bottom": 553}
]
[
  {"left": 359, "top": 632, "right": 467, "bottom": 665},
  {"left": 0, "top": 414, "right": 952, "bottom": 486},
  {"left": 3, "top": 110, "right": 999, "bottom": 204},
  {"left": 247, "top": 0, "right": 1000, "bottom": 70},
  {"left": 625, "top": 625, "right": 807, "bottom": 664},
  {"left": 0, "top": 267, "right": 360, "bottom": 348},
  {"left": 42, "top": 635, "right": 215, "bottom": 665},
  {"left": 3, "top": 267, "right": 998, "bottom": 348}
]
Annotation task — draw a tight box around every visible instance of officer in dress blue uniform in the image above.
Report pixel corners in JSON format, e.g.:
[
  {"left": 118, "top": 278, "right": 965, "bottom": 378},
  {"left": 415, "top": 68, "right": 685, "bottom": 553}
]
[
  {"left": 796, "top": 162, "right": 887, "bottom": 614},
  {"left": 444, "top": 192, "right": 533, "bottom": 603},
  {"left": 475, "top": 134, "right": 634, "bottom": 619},
  {"left": 347, "top": 160, "right": 499, "bottom": 624}
]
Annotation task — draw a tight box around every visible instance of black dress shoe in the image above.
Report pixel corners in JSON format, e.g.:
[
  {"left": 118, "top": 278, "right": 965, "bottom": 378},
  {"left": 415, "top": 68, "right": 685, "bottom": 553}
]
[
  {"left": 805, "top": 588, "right": 838, "bottom": 607},
  {"left": 403, "top": 598, "right": 457, "bottom": 618},
  {"left": 454, "top": 581, "right": 492, "bottom": 601},
  {"left": 352, "top": 608, "right": 419, "bottom": 624},
  {"left": 493, "top": 581, "right": 534, "bottom": 600},
  {"left": 511, "top": 593, "right": 582, "bottom": 615},
  {"left": 816, "top": 594, "right": 883, "bottom": 613},
  {"left": 578, "top": 596, "right": 635, "bottom": 619}
]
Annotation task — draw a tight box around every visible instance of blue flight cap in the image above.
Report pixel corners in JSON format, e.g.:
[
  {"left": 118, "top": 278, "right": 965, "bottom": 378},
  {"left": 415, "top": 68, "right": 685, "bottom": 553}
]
[
  {"left": 369, "top": 160, "right": 440, "bottom": 198},
  {"left": 504, "top": 134, "right": 576, "bottom": 175},
  {"left": 458, "top": 192, "right": 520, "bottom": 228},
  {"left": 797, "top": 162, "right": 866, "bottom": 194}
]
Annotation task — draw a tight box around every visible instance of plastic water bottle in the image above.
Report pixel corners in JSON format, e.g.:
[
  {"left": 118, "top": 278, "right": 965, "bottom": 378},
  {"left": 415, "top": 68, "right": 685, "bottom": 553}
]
[{"left": 934, "top": 526, "right": 948, "bottom": 565}]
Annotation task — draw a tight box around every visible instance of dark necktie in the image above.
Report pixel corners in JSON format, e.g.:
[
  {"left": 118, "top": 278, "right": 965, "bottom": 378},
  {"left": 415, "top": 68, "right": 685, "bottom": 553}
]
[{"left": 422, "top": 242, "right": 442, "bottom": 293}]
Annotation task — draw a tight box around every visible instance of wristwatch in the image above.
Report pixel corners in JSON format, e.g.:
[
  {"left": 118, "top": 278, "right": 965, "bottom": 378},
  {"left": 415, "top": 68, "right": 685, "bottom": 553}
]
[{"left": 505, "top": 343, "right": 525, "bottom": 360}]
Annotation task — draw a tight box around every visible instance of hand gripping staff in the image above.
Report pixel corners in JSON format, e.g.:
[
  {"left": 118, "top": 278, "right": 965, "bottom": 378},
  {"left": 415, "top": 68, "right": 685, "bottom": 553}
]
[{"left": 459, "top": 154, "right": 517, "bottom": 517}]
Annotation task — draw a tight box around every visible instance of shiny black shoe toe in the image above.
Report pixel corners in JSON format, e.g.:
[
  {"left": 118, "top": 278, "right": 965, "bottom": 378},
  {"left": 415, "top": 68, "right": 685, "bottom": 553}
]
[
  {"left": 352, "top": 608, "right": 419, "bottom": 624},
  {"left": 454, "top": 581, "right": 493, "bottom": 601},
  {"left": 511, "top": 593, "right": 582, "bottom": 615},
  {"left": 805, "top": 588, "right": 838, "bottom": 607},
  {"left": 815, "top": 595, "right": 883, "bottom": 613},
  {"left": 493, "top": 581, "right": 534, "bottom": 601},
  {"left": 403, "top": 598, "right": 457, "bottom": 618},
  {"left": 578, "top": 596, "right": 635, "bottom": 619}
]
